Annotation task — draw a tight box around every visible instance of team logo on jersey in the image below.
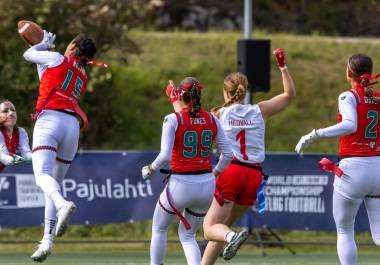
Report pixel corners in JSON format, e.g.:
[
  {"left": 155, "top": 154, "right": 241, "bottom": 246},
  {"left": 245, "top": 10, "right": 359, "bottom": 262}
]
[
  {"left": 340, "top": 96, "right": 346, "bottom": 100},
  {"left": 0, "top": 175, "right": 17, "bottom": 207}
]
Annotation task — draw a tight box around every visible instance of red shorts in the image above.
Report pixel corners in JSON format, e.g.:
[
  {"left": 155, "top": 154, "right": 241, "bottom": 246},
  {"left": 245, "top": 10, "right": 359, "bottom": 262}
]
[{"left": 216, "top": 161, "right": 262, "bottom": 205}]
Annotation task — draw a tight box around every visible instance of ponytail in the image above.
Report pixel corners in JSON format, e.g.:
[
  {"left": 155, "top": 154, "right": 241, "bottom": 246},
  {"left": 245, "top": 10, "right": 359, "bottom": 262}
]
[
  {"left": 354, "top": 74, "right": 380, "bottom": 104},
  {"left": 183, "top": 86, "right": 201, "bottom": 117},
  {"left": 211, "top": 72, "right": 248, "bottom": 113}
]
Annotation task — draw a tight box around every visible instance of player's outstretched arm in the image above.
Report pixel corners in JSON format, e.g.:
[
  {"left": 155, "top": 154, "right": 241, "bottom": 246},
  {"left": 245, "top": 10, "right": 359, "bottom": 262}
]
[
  {"left": 23, "top": 30, "right": 61, "bottom": 65},
  {"left": 258, "top": 48, "right": 296, "bottom": 119}
]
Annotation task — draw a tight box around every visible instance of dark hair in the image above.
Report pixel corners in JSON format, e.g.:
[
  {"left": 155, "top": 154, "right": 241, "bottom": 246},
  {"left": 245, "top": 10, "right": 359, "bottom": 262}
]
[
  {"left": 0, "top": 99, "right": 19, "bottom": 134},
  {"left": 348, "top": 54, "right": 380, "bottom": 103},
  {"left": 180, "top": 77, "right": 202, "bottom": 117},
  {"left": 72, "top": 33, "right": 97, "bottom": 66},
  {"left": 348, "top": 54, "right": 373, "bottom": 78}
]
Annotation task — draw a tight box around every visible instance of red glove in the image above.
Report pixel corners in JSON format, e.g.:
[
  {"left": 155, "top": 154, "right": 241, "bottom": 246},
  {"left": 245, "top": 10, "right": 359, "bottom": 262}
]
[
  {"left": 273, "top": 48, "right": 286, "bottom": 68},
  {"left": 165, "top": 80, "right": 181, "bottom": 103}
]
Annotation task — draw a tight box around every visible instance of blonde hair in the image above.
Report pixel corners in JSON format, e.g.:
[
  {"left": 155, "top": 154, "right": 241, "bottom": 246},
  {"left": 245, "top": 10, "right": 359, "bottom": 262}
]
[{"left": 211, "top": 72, "right": 248, "bottom": 113}]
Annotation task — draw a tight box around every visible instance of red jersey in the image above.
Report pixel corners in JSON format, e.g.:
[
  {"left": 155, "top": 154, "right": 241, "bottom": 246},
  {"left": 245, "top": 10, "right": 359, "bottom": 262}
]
[
  {"left": 36, "top": 56, "right": 87, "bottom": 112},
  {"left": 0, "top": 128, "right": 19, "bottom": 170},
  {"left": 171, "top": 109, "right": 218, "bottom": 173},
  {"left": 339, "top": 86, "right": 380, "bottom": 156}
]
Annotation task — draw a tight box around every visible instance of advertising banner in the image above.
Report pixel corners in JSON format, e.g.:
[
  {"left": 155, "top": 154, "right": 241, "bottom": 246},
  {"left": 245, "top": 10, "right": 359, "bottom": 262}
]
[{"left": 0, "top": 152, "right": 370, "bottom": 232}]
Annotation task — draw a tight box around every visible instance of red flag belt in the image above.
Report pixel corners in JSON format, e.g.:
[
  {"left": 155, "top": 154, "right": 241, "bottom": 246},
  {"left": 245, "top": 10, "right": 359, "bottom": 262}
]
[
  {"left": 319, "top": 158, "right": 343, "bottom": 177},
  {"left": 31, "top": 88, "right": 88, "bottom": 132},
  {"left": 165, "top": 184, "right": 191, "bottom": 230}
]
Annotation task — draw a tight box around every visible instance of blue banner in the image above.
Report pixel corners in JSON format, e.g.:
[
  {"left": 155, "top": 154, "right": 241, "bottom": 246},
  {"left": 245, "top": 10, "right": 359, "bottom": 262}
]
[{"left": 0, "top": 151, "right": 370, "bottom": 232}]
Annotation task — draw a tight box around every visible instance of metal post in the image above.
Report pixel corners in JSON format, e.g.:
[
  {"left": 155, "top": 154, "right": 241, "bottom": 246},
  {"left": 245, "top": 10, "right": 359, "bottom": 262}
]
[
  {"left": 244, "top": 0, "right": 252, "bottom": 104},
  {"left": 244, "top": 0, "right": 252, "bottom": 39}
]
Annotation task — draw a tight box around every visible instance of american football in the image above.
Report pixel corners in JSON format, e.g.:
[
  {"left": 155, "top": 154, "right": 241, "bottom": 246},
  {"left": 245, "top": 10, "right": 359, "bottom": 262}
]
[{"left": 17, "top": 20, "right": 43, "bottom": 45}]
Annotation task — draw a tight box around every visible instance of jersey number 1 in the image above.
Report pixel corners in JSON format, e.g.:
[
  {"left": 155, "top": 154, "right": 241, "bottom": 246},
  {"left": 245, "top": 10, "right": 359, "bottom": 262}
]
[{"left": 236, "top": 129, "right": 249, "bottom": 160}]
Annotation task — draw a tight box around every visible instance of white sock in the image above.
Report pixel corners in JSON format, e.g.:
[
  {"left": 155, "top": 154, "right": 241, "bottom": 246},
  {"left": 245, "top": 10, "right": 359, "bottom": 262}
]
[
  {"left": 44, "top": 194, "right": 57, "bottom": 235},
  {"left": 50, "top": 191, "right": 67, "bottom": 210},
  {"left": 225, "top": 231, "right": 236, "bottom": 243}
]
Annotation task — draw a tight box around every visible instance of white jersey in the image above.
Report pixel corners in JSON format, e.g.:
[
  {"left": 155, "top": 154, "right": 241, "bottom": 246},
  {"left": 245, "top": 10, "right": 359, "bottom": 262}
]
[{"left": 219, "top": 104, "right": 265, "bottom": 163}]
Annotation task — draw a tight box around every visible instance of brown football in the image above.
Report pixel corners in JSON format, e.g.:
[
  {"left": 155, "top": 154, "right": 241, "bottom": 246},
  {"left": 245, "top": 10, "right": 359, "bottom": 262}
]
[{"left": 18, "top": 20, "right": 44, "bottom": 46}]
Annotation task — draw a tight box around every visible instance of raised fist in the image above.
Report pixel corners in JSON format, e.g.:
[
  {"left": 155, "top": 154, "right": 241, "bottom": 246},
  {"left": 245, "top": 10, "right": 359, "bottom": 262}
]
[
  {"left": 273, "top": 48, "right": 286, "bottom": 68},
  {"left": 166, "top": 80, "right": 181, "bottom": 103}
]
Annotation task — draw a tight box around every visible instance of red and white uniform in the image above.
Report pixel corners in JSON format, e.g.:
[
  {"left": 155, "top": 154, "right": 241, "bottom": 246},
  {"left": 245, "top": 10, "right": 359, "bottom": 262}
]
[
  {"left": 315, "top": 86, "right": 380, "bottom": 265},
  {"left": 215, "top": 104, "right": 265, "bottom": 205},
  {"left": 36, "top": 56, "right": 87, "bottom": 113},
  {"left": 149, "top": 109, "right": 232, "bottom": 265},
  {"left": 338, "top": 86, "right": 380, "bottom": 157},
  {"left": 0, "top": 127, "right": 32, "bottom": 170},
  {"left": 170, "top": 109, "right": 217, "bottom": 173},
  {"left": 23, "top": 41, "right": 85, "bottom": 244}
]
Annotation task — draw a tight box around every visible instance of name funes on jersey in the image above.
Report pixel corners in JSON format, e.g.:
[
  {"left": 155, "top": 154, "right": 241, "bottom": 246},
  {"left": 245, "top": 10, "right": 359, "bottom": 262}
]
[
  {"left": 190, "top": 117, "right": 206, "bottom": 125},
  {"left": 171, "top": 110, "right": 217, "bottom": 173}
]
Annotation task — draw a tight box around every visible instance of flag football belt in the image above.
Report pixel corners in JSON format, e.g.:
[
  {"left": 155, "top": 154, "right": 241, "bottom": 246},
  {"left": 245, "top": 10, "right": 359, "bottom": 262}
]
[
  {"left": 339, "top": 154, "right": 380, "bottom": 160},
  {"left": 319, "top": 158, "right": 343, "bottom": 177},
  {"left": 159, "top": 168, "right": 211, "bottom": 231},
  {"left": 31, "top": 87, "right": 88, "bottom": 132},
  {"left": 230, "top": 159, "right": 262, "bottom": 171},
  {"left": 160, "top": 169, "right": 212, "bottom": 175},
  {"left": 53, "top": 109, "right": 77, "bottom": 117},
  {"left": 320, "top": 157, "right": 380, "bottom": 199}
]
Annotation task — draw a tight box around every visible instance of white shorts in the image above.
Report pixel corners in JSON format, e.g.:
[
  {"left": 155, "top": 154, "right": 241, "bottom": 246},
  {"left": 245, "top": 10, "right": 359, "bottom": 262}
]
[
  {"left": 159, "top": 173, "right": 215, "bottom": 215},
  {"left": 335, "top": 156, "right": 380, "bottom": 200},
  {"left": 33, "top": 110, "right": 80, "bottom": 161}
]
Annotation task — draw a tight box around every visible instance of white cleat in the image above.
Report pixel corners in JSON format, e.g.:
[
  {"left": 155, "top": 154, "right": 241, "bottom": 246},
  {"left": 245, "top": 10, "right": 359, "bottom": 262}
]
[
  {"left": 222, "top": 230, "right": 249, "bottom": 260},
  {"left": 31, "top": 241, "right": 52, "bottom": 263},
  {"left": 55, "top": 201, "right": 77, "bottom": 237}
]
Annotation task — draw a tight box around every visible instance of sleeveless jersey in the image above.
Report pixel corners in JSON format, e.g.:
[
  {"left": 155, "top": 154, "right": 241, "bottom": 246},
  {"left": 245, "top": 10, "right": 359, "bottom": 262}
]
[
  {"left": 171, "top": 109, "right": 218, "bottom": 173},
  {"left": 36, "top": 56, "right": 87, "bottom": 112},
  {"left": 339, "top": 86, "right": 380, "bottom": 156},
  {"left": 219, "top": 104, "right": 265, "bottom": 163},
  {"left": 0, "top": 127, "right": 19, "bottom": 170}
]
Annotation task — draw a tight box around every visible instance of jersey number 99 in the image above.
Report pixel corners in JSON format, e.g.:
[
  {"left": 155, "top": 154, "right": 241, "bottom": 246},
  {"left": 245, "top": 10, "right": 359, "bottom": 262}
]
[{"left": 183, "top": 130, "right": 213, "bottom": 158}]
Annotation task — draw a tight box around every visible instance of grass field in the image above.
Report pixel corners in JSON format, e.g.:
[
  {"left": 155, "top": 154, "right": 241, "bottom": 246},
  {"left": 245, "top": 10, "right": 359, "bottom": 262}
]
[
  {"left": 1, "top": 244, "right": 379, "bottom": 265},
  {"left": 1, "top": 251, "right": 380, "bottom": 265}
]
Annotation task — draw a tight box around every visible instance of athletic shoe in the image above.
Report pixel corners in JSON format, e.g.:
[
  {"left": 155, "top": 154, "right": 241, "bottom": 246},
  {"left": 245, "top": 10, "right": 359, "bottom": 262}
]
[
  {"left": 31, "top": 240, "right": 52, "bottom": 262},
  {"left": 222, "top": 230, "right": 249, "bottom": 260},
  {"left": 55, "top": 201, "right": 76, "bottom": 237}
]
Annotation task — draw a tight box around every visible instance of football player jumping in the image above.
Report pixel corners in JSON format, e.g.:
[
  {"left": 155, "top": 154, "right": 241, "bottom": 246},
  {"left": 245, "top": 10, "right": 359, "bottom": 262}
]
[{"left": 23, "top": 30, "right": 97, "bottom": 262}]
